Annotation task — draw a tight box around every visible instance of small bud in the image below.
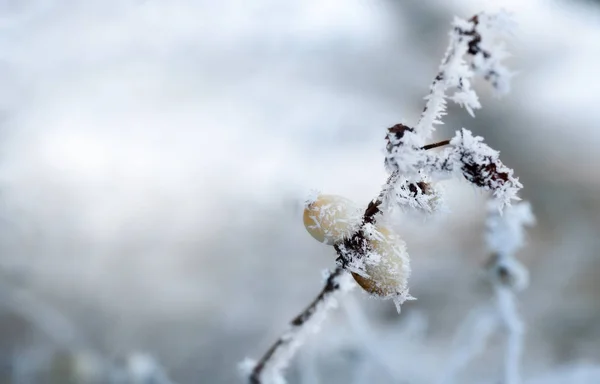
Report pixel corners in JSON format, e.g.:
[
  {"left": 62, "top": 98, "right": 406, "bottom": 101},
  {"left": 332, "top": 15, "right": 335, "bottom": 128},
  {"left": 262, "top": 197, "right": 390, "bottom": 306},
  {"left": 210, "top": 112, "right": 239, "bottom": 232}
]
[
  {"left": 303, "top": 194, "right": 361, "bottom": 245},
  {"left": 485, "top": 254, "right": 529, "bottom": 291},
  {"left": 351, "top": 226, "right": 411, "bottom": 299}
]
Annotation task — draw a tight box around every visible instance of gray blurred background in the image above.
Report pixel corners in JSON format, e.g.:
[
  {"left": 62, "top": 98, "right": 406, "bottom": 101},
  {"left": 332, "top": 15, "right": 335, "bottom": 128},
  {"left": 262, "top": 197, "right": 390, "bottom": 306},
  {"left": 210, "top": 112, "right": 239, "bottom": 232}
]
[{"left": 0, "top": 0, "right": 599, "bottom": 383}]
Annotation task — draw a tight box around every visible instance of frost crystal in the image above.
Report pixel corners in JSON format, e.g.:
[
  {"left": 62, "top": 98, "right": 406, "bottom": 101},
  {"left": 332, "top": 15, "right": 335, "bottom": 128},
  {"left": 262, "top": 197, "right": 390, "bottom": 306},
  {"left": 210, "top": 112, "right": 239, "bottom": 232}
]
[
  {"left": 465, "top": 11, "right": 516, "bottom": 96},
  {"left": 412, "top": 12, "right": 514, "bottom": 141}
]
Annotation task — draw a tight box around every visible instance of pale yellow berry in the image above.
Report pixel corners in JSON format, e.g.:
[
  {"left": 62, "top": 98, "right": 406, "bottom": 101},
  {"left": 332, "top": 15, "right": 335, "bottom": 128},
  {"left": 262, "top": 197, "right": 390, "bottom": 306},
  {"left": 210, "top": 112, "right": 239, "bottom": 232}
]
[
  {"left": 303, "top": 194, "right": 361, "bottom": 245},
  {"left": 351, "top": 225, "right": 410, "bottom": 299}
]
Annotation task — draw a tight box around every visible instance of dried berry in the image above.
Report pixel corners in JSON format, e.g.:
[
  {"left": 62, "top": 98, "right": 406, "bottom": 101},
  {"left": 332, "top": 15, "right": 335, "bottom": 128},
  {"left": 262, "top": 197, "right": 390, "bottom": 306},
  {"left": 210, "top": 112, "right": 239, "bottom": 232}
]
[
  {"left": 303, "top": 194, "right": 361, "bottom": 245},
  {"left": 351, "top": 225, "right": 410, "bottom": 299}
]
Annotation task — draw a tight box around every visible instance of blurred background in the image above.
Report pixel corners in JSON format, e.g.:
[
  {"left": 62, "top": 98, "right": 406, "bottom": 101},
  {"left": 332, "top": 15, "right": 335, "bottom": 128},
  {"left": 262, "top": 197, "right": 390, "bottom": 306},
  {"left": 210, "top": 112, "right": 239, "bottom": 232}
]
[{"left": 0, "top": 0, "right": 599, "bottom": 383}]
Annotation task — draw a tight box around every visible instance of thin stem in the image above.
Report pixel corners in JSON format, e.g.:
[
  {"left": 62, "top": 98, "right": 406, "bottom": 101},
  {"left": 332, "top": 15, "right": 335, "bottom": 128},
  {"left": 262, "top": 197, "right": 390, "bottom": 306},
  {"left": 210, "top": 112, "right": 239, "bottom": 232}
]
[
  {"left": 421, "top": 139, "right": 451, "bottom": 151},
  {"left": 249, "top": 267, "right": 348, "bottom": 384}
]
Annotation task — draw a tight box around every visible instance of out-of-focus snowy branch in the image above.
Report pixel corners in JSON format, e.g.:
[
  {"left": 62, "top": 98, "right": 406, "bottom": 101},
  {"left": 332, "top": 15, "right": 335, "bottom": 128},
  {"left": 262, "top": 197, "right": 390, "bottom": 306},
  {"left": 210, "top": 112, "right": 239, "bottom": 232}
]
[
  {"left": 486, "top": 200, "right": 534, "bottom": 384},
  {"left": 495, "top": 284, "right": 525, "bottom": 384},
  {"left": 438, "top": 306, "right": 498, "bottom": 384},
  {"left": 341, "top": 295, "right": 405, "bottom": 382},
  {"left": 439, "top": 201, "right": 534, "bottom": 384},
  {"left": 0, "top": 271, "right": 177, "bottom": 383},
  {"left": 243, "top": 268, "right": 354, "bottom": 384}
]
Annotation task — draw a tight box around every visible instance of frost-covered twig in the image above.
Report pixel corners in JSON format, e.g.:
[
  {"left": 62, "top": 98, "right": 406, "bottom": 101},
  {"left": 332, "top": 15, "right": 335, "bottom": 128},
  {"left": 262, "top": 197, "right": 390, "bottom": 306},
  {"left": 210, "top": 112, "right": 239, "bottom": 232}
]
[
  {"left": 244, "top": 268, "right": 354, "bottom": 384},
  {"left": 246, "top": 11, "right": 522, "bottom": 384},
  {"left": 332, "top": 11, "right": 519, "bottom": 313},
  {"left": 385, "top": 12, "right": 514, "bottom": 180},
  {"left": 382, "top": 11, "right": 519, "bottom": 215}
]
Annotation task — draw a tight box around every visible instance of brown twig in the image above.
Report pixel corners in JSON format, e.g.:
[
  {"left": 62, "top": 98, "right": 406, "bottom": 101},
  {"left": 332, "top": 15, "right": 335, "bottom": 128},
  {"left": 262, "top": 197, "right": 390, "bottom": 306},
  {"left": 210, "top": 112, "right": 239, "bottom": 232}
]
[{"left": 421, "top": 139, "right": 451, "bottom": 151}]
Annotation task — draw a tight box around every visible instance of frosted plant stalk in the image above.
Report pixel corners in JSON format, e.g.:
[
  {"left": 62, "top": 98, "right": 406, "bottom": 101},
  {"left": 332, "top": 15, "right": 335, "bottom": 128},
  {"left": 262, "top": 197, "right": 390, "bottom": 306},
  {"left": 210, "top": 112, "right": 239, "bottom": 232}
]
[
  {"left": 243, "top": 268, "right": 354, "bottom": 384},
  {"left": 386, "top": 12, "right": 515, "bottom": 181},
  {"left": 245, "top": 11, "right": 523, "bottom": 384},
  {"left": 495, "top": 285, "right": 525, "bottom": 384}
]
